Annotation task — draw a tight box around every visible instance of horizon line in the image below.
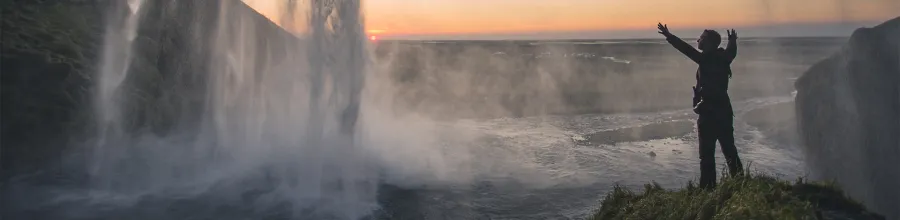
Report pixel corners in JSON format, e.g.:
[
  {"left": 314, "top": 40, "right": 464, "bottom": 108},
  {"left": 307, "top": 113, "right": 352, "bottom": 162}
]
[
  {"left": 367, "top": 19, "right": 887, "bottom": 40},
  {"left": 371, "top": 36, "right": 850, "bottom": 42}
]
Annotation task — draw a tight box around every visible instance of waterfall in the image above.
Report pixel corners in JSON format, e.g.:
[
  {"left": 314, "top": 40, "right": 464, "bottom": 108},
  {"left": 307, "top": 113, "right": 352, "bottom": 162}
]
[
  {"left": 89, "top": 0, "right": 377, "bottom": 219},
  {"left": 92, "top": 0, "right": 146, "bottom": 189}
]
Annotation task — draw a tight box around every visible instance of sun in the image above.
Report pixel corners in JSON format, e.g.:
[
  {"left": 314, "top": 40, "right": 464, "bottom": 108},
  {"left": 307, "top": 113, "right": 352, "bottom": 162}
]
[{"left": 369, "top": 35, "right": 378, "bottom": 41}]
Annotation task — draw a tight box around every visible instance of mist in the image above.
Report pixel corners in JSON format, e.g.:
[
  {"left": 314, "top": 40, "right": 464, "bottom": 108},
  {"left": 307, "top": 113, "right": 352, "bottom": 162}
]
[
  {"left": 82, "top": 0, "right": 865, "bottom": 217},
  {"left": 2, "top": 0, "right": 896, "bottom": 219}
]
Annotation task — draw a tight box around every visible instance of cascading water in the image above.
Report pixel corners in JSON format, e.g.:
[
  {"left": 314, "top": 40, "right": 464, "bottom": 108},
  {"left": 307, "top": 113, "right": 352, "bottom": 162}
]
[
  {"left": 9, "top": 1, "right": 885, "bottom": 219},
  {"left": 87, "top": 0, "right": 379, "bottom": 219},
  {"left": 92, "top": 0, "right": 146, "bottom": 189}
]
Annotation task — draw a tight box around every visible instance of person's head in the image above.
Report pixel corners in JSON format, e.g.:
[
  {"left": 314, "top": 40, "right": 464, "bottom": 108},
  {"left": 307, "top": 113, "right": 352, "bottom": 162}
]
[{"left": 696, "top": 30, "right": 722, "bottom": 51}]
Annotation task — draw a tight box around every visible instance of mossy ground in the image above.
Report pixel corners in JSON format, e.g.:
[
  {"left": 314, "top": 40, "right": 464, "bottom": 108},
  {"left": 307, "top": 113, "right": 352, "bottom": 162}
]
[{"left": 591, "top": 172, "right": 883, "bottom": 220}]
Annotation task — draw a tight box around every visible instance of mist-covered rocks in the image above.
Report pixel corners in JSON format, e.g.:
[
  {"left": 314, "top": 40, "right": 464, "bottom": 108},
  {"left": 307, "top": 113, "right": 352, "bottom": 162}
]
[
  {"left": 0, "top": 0, "right": 298, "bottom": 182},
  {"left": 795, "top": 16, "right": 900, "bottom": 219}
]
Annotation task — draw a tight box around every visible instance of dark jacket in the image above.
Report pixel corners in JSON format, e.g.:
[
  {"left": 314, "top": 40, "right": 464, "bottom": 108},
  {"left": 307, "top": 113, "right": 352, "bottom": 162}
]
[{"left": 665, "top": 35, "right": 737, "bottom": 111}]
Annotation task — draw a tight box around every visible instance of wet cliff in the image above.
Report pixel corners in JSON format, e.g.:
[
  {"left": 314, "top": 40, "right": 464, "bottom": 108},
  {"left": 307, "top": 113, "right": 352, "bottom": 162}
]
[
  {"left": 2, "top": 0, "right": 102, "bottom": 181},
  {"left": 1, "top": 0, "right": 298, "bottom": 181},
  {"left": 795, "top": 17, "right": 900, "bottom": 219}
]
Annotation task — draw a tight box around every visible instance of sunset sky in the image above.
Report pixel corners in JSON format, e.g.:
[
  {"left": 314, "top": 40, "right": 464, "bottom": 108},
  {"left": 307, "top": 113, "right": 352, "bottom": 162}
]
[{"left": 243, "top": 0, "right": 899, "bottom": 39}]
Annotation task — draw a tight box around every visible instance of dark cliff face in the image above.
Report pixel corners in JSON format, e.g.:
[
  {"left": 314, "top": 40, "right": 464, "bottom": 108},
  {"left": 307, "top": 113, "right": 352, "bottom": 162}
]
[
  {"left": 0, "top": 0, "right": 300, "bottom": 181},
  {"left": 1, "top": 0, "right": 105, "bottom": 181},
  {"left": 109, "top": 0, "right": 299, "bottom": 135},
  {"left": 795, "top": 17, "right": 900, "bottom": 219}
]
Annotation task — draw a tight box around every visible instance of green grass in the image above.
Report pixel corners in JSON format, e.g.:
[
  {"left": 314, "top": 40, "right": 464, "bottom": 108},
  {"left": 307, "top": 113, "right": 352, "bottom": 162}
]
[{"left": 591, "top": 172, "right": 883, "bottom": 220}]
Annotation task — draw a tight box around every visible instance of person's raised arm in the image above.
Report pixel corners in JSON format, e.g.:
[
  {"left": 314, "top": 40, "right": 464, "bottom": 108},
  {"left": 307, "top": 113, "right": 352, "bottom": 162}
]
[
  {"left": 658, "top": 23, "right": 701, "bottom": 63},
  {"left": 725, "top": 29, "right": 738, "bottom": 64}
]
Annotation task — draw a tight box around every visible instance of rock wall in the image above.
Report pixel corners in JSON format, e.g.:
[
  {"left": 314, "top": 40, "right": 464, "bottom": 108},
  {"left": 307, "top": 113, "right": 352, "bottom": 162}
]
[
  {"left": 795, "top": 16, "right": 900, "bottom": 219},
  {"left": 0, "top": 0, "right": 299, "bottom": 181},
  {"left": 1, "top": 0, "right": 105, "bottom": 181}
]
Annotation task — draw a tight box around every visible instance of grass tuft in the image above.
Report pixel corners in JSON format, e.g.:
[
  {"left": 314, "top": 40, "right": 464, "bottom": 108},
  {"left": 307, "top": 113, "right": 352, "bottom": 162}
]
[{"left": 591, "top": 172, "right": 884, "bottom": 220}]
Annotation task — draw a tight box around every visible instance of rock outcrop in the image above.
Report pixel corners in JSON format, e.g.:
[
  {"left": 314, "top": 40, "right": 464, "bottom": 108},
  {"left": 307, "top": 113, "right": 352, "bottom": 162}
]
[
  {"left": 795, "top": 16, "right": 900, "bottom": 219},
  {"left": 1, "top": 0, "right": 105, "bottom": 181},
  {"left": 0, "top": 0, "right": 299, "bottom": 181}
]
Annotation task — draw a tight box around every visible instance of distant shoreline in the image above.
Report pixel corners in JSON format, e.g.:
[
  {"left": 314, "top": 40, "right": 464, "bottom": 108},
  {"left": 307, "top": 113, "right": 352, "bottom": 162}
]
[
  {"left": 367, "top": 20, "right": 887, "bottom": 41},
  {"left": 373, "top": 36, "right": 850, "bottom": 44}
]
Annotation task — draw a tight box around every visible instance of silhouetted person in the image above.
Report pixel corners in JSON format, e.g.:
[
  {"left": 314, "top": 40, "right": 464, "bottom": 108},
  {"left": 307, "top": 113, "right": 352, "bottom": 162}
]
[{"left": 657, "top": 23, "right": 744, "bottom": 189}]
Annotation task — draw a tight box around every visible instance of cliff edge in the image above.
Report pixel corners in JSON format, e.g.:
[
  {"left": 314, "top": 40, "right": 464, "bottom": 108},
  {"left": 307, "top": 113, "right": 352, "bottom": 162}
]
[
  {"left": 795, "top": 17, "right": 900, "bottom": 219},
  {"left": 592, "top": 174, "right": 884, "bottom": 220}
]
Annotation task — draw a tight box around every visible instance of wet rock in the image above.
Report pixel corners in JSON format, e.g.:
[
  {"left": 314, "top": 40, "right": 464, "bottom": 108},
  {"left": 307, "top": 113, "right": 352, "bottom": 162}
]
[
  {"left": 1, "top": 0, "right": 104, "bottom": 180},
  {"left": 0, "top": 0, "right": 300, "bottom": 181},
  {"left": 795, "top": 16, "right": 900, "bottom": 219}
]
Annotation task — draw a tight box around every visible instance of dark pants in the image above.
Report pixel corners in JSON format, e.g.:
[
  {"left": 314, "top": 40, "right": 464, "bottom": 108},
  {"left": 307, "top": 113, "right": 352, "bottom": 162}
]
[{"left": 696, "top": 102, "right": 743, "bottom": 189}]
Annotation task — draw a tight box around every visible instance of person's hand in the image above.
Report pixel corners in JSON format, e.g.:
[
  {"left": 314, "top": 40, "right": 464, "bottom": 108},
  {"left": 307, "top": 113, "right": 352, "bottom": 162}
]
[
  {"left": 727, "top": 29, "right": 738, "bottom": 40},
  {"left": 693, "top": 99, "right": 705, "bottom": 114},
  {"left": 657, "top": 23, "right": 672, "bottom": 36}
]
